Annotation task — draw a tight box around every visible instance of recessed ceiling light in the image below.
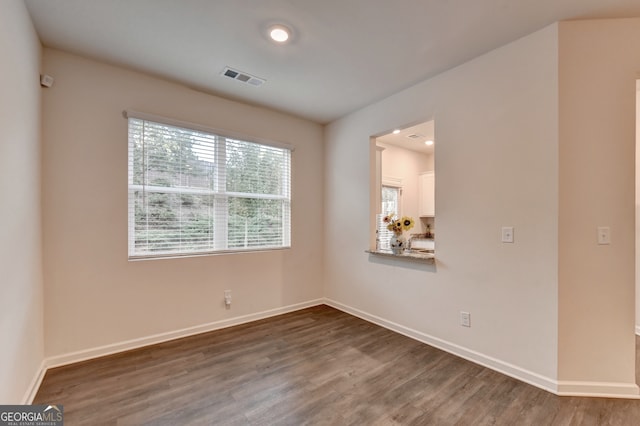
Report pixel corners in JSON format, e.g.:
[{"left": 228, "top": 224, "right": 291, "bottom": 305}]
[
  {"left": 269, "top": 25, "right": 290, "bottom": 43},
  {"left": 425, "top": 140, "right": 434, "bottom": 146},
  {"left": 392, "top": 129, "right": 401, "bottom": 134}
]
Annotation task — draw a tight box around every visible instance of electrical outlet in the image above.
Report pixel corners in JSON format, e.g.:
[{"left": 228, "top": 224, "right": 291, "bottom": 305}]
[
  {"left": 597, "top": 226, "right": 610, "bottom": 245},
  {"left": 224, "top": 290, "right": 232, "bottom": 307},
  {"left": 501, "top": 226, "right": 514, "bottom": 243},
  {"left": 460, "top": 311, "right": 471, "bottom": 327}
]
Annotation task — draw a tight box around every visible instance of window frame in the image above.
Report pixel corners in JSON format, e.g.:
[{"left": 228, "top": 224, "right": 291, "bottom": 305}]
[
  {"left": 378, "top": 184, "right": 402, "bottom": 250},
  {"left": 125, "top": 110, "right": 293, "bottom": 260}
]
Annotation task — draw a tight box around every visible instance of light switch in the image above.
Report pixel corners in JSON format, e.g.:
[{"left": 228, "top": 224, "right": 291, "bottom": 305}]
[
  {"left": 597, "top": 227, "right": 611, "bottom": 245},
  {"left": 501, "top": 226, "right": 514, "bottom": 243},
  {"left": 460, "top": 311, "right": 471, "bottom": 327}
]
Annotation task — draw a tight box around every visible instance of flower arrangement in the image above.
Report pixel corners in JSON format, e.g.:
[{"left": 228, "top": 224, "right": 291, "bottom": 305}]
[
  {"left": 383, "top": 213, "right": 415, "bottom": 254},
  {"left": 383, "top": 213, "right": 415, "bottom": 235}
]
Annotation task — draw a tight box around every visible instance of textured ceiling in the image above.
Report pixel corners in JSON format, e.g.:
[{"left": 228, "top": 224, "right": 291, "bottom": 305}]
[{"left": 24, "top": 0, "right": 640, "bottom": 124}]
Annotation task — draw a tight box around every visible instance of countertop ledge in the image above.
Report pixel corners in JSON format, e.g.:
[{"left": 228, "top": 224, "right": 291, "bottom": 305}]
[{"left": 365, "top": 249, "right": 435, "bottom": 264}]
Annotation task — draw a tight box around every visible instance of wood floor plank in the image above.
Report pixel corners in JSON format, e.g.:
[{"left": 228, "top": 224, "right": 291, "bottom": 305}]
[{"left": 34, "top": 305, "right": 640, "bottom": 425}]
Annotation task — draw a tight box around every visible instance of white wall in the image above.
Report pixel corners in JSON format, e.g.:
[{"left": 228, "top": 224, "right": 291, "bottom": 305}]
[
  {"left": 379, "top": 143, "right": 431, "bottom": 224},
  {"left": 325, "top": 24, "right": 560, "bottom": 390},
  {"left": 41, "top": 49, "right": 324, "bottom": 359},
  {"left": 327, "top": 18, "right": 640, "bottom": 398},
  {"left": 12, "top": 9, "right": 639, "bottom": 401},
  {"left": 0, "top": 1, "right": 43, "bottom": 403},
  {"left": 557, "top": 19, "right": 639, "bottom": 394}
]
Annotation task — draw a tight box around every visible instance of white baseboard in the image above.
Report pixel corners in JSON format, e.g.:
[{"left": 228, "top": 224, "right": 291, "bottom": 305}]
[
  {"left": 45, "top": 299, "right": 324, "bottom": 370},
  {"left": 324, "top": 298, "right": 640, "bottom": 399},
  {"left": 557, "top": 381, "right": 640, "bottom": 399},
  {"left": 323, "top": 298, "right": 559, "bottom": 395},
  {"left": 22, "top": 359, "right": 47, "bottom": 404},
  {"left": 28, "top": 298, "right": 640, "bottom": 402}
]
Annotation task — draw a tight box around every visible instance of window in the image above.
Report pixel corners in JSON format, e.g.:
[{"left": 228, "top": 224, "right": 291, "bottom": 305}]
[
  {"left": 378, "top": 185, "right": 400, "bottom": 250},
  {"left": 127, "top": 115, "right": 291, "bottom": 258}
]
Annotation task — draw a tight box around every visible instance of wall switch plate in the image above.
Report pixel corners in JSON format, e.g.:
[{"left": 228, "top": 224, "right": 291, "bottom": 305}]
[
  {"left": 460, "top": 311, "right": 471, "bottom": 327},
  {"left": 597, "top": 226, "right": 611, "bottom": 245},
  {"left": 501, "top": 226, "right": 514, "bottom": 243}
]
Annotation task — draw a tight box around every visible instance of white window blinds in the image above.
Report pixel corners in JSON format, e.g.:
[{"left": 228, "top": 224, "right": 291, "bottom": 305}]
[
  {"left": 378, "top": 186, "right": 400, "bottom": 250},
  {"left": 127, "top": 116, "right": 291, "bottom": 258}
]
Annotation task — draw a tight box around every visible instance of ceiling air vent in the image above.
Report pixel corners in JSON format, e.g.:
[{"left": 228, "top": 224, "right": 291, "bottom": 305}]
[
  {"left": 221, "top": 66, "right": 266, "bottom": 87},
  {"left": 407, "top": 133, "right": 425, "bottom": 139}
]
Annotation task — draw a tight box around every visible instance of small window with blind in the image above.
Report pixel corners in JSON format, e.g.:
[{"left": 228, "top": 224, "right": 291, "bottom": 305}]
[
  {"left": 378, "top": 185, "right": 400, "bottom": 250},
  {"left": 127, "top": 114, "right": 291, "bottom": 259}
]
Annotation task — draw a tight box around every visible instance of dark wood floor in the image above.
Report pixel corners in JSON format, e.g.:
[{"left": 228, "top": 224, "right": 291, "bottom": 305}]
[{"left": 34, "top": 305, "right": 640, "bottom": 425}]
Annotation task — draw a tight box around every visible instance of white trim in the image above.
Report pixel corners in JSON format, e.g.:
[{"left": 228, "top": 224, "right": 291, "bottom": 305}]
[
  {"left": 45, "top": 299, "right": 323, "bottom": 369},
  {"left": 21, "top": 359, "right": 47, "bottom": 404},
  {"left": 324, "top": 298, "right": 640, "bottom": 399},
  {"left": 557, "top": 381, "right": 640, "bottom": 399},
  {"left": 123, "top": 109, "right": 294, "bottom": 151},
  {"left": 636, "top": 324, "right": 640, "bottom": 335},
  {"left": 323, "top": 298, "right": 558, "bottom": 394},
  {"left": 382, "top": 176, "right": 403, "bottom": 188},
  {"left": 27, "top": 299, "right": 640, "bottom": 402},
  {"left": 128, "top": 184, "right": 289, "bottom": 200}
]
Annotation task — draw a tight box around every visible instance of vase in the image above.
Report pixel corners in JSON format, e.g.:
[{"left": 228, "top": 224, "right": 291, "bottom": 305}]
[{"left": 389, "top": 233, "right": 406, "bottom": 254}]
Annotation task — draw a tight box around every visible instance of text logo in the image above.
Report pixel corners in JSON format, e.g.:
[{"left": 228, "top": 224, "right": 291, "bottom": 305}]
[{"left": 0, "top": 405, "right": 63, "bottom": 426}]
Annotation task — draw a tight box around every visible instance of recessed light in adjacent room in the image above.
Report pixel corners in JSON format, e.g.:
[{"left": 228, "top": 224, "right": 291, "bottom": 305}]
[
  {"left": 269, "top": 25, "right": 290, "bottom": 43},
  {"left": 425, "top": 140, "right": 434, "bottom": 145},
  {"left": 392, "top": 129, "right": 401, "bottom": 134}
]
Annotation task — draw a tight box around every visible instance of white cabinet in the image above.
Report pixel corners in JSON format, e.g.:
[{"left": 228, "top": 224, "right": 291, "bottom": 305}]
[
  {"left": 418, "top": 171, "right": 435, "bottom": 217},
  {"left": 410, "top": 238, "right": 435, "bottom": 250}
]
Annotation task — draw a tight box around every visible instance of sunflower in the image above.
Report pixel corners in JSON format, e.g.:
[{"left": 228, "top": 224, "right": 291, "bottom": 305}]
[
  {"left": 384, "top": 213, "right": 415, "bottom": 235},
  {"left": 401, "top": 216, "right": 415, "bottom": 231}
]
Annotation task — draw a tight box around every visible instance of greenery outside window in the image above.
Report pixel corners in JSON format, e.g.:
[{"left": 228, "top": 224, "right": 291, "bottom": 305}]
[{"left": 127, "top": 114, "right": 291, "bottom": 259}]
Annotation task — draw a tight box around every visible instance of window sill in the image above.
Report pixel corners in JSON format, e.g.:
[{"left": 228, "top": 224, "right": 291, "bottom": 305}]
[
  {"left": 129, "top": 246, "right": 291, "bottom": 261},
  {"left": 365, "top": 249, "right": 435, "bottom": 264}
]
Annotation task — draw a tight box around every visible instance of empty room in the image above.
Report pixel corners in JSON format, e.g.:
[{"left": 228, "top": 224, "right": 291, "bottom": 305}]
[{"left": 3, "top": 0, "right": 640, "bottom": 424}]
